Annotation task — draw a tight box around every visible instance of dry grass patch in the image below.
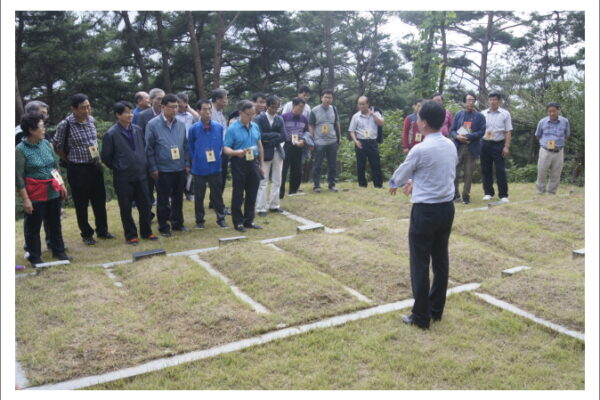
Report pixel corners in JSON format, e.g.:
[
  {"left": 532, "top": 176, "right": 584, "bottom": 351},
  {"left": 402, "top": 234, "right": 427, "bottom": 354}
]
[
  {"left": 276, "top": 232, "right": 412, "bottom": 303},
  {"left": 94, "top": 293, "right": 584, "bottom": 390},
  {"left": 14, "top": 195, "right": 299, "bottom": 267},
  {"left": 344, "top": 218, "right": 410, "bottom": 255},
  {"left": 201, "top": 242, "right": 365, "bottom": 324},
  {"left": 480, "top": 256, "right": 584, "bottom": 331}
]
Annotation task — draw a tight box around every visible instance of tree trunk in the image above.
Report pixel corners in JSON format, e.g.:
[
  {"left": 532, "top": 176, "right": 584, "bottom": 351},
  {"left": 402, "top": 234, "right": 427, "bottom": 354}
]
[
  {"left": 155, "top": 12, "right": 172, "bottom": 93},
  {"left": 324, "top": 12, "right": 335, "bottom": 90},
  {"left": 478, "top": 12, "right": 493, "bottom": 106},
  {"left": 121, "top": 11, "right": 150, "bottom": 91},
  {"left": 213, "top": 12, "right": 225, "bottom": 90},
  {"left": 438, "top": 12, "right": 448, "bottom": 94},
  {"left": 16, "top": 75, "right": 24, "bottom": 124},
  {"left": 554, "top": 11, "right": 565, "bottom": 81},
  {"left": 186, "top": 11, "right": 206, "bottom": 98}
]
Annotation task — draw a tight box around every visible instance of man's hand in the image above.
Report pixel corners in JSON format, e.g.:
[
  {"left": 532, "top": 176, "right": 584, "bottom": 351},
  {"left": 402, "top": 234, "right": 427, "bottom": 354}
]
[
  {"left": 502, "top": 146, "right": 510, "bottom": 158},
  {"left": 150, "top": 171, "right": 159, "bottom": 181},
  {"left": 296, "top": 139, "right": 305, "bottom": 148},
  {"left": 237, "top": 149, "right": 245, "bottom": 158},
  {"left": 457, "top": 135, "right": 469, "bottom": 144},
  {"left": 403, "top": 148, "right": 409, "bottom": 154},
  {"left": 185, "top": 167, "right": 190, "bottom": 173},
  {"left": 259, "top": 165, "right": 265, "bottom": 178},
  {"left": 402, "top": 179, "right": 413, "bottom": 196},
  {"left": 389, "top": 187, "right": 397, "bottom": 196},
  {"left": 60, "top": 185, "right": 68, "bottom": 200},
  {"left": 22, "top": 198, "right": 33, "bottom": 215},
  {"left": 354, "top": 140, "right": 363, "bottom": 149}
]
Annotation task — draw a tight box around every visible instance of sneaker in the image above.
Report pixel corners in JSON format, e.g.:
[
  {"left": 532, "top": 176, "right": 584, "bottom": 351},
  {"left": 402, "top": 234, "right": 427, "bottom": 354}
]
[
  {"left": 499, "top": 197, "right": 509, "bottom": 203},
  {"left": 313, "top": 187, "right": 321, "bottom": 193},
  {"left": 328, "top": 186, "right": 339, "bottom": 192},
  {"left": 97, "top": 232, "right": 116, "bottom": 239},
  {"left": 195, "top": 222, "right": 206, "bottom": 229},
  {"left": 144, "top": 234, "right": 159, "bottom": 241},
  {"left": 482, "top": 195, "right": 493, "bottom": 201},
  {"left": 53, "top": 252, "right": 71, "bottom": 260},
  {"left": 217, "top": 220, "right": 228, "bottom": 228},
  {"left": 127, "top": 238, "right": 140, "bottom": 246},
  {"left": 244, "top": 223, "right": 263, "bottom": 229},
  {"left": 257, "top": 211, "right": 267, "bottom": 217},
  {"left": 453, "top": 196, "right": 462, "bottom": 203},
  {"left": 82, "top": 236, "right": 97, "bottom": 245}
]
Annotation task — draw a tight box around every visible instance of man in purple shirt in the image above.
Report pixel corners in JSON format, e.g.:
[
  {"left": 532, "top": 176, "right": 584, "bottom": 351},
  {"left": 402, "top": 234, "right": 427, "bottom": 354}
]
[{"left": 280, "top": 97, "right": 310, "bottom": 198}]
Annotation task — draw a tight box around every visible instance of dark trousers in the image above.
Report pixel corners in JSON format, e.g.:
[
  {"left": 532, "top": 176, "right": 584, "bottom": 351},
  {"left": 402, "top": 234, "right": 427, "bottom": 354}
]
[
  {"left": 408, "top": 201, "right": 455, "bottom": 327},
  {"left": 221, "top": 154, "right": 230, "bottom": 190},
  {"left": 114, "top": 177, "right": 153, "bottom": 240},
  {"left": 147, "top": 172, "right": 156, "bottom": 204},
  {"left": 481, "top": 140, "right": 508, "bottom": 198},
  {"left": 67, "top": 163, "right": 108, "bottom": 238},
  {"left": 230, "top": 158, "right": 260, "bottom": 226},
  {"left": 355, "top": 139, "right": 383, "bottom": 188},
  {"left": 193, "top": 173, "right": 225, "bottom": 224},
  {"left": 280, "top": 142, "right": 303, "bottom": 198},
  {"left": 156, "top": 170, "right": 186, "bottom": 233},
  {"left": 24, "top": 197, "right": 65, "bottom": 260},
  {"left": 312, "top": 142, "right": 338, "bottom": 188}
]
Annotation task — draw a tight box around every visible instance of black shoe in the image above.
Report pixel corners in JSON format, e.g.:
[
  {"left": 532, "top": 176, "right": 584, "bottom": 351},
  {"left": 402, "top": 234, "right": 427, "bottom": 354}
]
[
  {"left": 431, "top": 314, "right": 442, "bottom": 322},
  {"left": 159, "top": 231, "right": 172, "bottom": 237},
  {"left": 269, "top": 208, "right": 284, "bottom": 213},
  {"left": 328, "top": 186, "right": 339, "bottom": 192},
  {"left": 257, "top": 211, "right": 267, "bottom": 217},
  {"left": 82, "top": 236, "right": 96, "bottom": 245},
  {"left": 195, "top": 223, "right": 205, "bottom": 229},
  {"left": 97, "top": 232, "right": 116, "bottom": 239},
  {"left": 234, "top": 224, "right": 246, "bottom": 232},
  {"left": 217, "top": 220, "right": 228, "bottom": 228},
  {"left": 244, "top": 223, "right": 263, "bottom": 229},
  {"left": 52, "top": 252, "right": 71, "bottom": 261},
  {"left": 462, "top": 198, "right": 470, "bottom": 205},
  {"left": 28, "top": 257, "right": 43, "bottom": 267},
  {"left": 173, "top": 226, "right": 190, "bottom": 232},
  {"left": 402, "top": 314, "right": 429, "bottom": 330}
]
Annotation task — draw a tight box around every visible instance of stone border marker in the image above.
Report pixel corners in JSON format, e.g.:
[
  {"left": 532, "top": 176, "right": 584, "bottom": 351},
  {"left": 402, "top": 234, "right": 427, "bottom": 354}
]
[
  {"left": 132, "top": 248, "right": 166, "bottom": 261},
  {"left": 501, "top": 266, "right": 531, "bottom": 277},
  {"left": 33, "top": 259, "right": 70, "bottom": 268},
  {"left": 218, "top": 236, "right": 247, "bottom": 246},
  {"left": 572, "top": 248, "right": 584, "bottom": 258},
  {"left": 297, "top": 223, "right": 325, "bottom": 233}
]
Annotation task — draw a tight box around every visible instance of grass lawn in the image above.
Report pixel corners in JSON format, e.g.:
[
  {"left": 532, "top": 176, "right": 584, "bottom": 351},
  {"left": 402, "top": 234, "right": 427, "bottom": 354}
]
[{"left": 92, "top": 293, "right": 584, "bottom": 390}]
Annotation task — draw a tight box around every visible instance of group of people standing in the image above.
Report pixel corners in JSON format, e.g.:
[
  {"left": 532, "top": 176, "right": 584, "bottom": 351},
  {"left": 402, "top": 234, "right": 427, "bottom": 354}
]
[{"left": 16, "top": 87, "right": 570, "bottom": 272}]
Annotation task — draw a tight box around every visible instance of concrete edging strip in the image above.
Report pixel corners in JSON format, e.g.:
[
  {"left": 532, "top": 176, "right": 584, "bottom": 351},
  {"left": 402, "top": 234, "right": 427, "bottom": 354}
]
[
  {"left": 189, "top": 255, "right": 270, "bottom": 315},
  {"left": 26, "top": 282, "right": 480, "bottom": 390},
  {"left": 473, "top": 292, "right": 584, "bottom": 341}
]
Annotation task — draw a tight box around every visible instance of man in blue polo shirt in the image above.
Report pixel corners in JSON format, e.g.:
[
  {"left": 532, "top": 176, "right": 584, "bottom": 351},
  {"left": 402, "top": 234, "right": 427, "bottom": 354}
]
[
  {"left": 224, "top": 100, "right": 265, "bottom": 232},
  {"left": 188, "top": 99, "right": 227, "bottom": 229},
  {"left": 535, "top": 102, "right": 570, "bottom": 195}
]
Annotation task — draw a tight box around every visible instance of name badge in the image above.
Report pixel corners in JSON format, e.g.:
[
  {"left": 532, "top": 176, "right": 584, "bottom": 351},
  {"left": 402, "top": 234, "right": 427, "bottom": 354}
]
[
  {"left": 245, "top": 148, "right": 255, "bottom": 161},
  {"left": 89, "top": 145, "right": 99, "bottom": 158},
  {"left": 171, "top": 147, "right": 180, "bottom": 160},
  {"left": 292, "top": 134, "right": 299, "bottom": 144},
  {"left": 364, "top": 130, "right": 370, "bottom": 139},
  {"left": 206, "top": 149, "right": 216, "bottom": 163},
  {"left": 415, "top": 133, "right": 422, "bottom": 142},
  {"left": 547, "top": 140, "right": 555, "bottom": 150},
  {"left": 321, "top": 125, "right": 329, "bottom": 134},
  {"left": 50, "top": 169, "right": 64, "bottom": 186},
  {"left": 486, "top": 131, "right": 493, "bottom": 140}
]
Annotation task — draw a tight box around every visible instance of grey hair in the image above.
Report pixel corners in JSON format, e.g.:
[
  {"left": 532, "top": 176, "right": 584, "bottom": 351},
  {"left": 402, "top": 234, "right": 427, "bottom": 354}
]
[{"left": 24, "top": 100, "right": 49, "bottom": 113}]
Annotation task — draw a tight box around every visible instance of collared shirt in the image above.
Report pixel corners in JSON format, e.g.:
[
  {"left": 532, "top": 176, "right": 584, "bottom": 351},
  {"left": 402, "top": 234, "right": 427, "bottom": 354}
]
[
  {"left": 118, "top": 123, "right": 135, "bottom": 151},
  {"left": 224, "top": 120, "right": 261, "bottom": 156},
  {"left": 266, "top": 112, "right": 276, "bottom": 127},
  {"left": 211, "top": 102, "right": 228, "bottom": 133},
  {"left": 145, "top": 115, "right": 189, "bottom": 173},
  {"left": 440, "top": 109, "right": 453, "bottom": 136},
  {"left": 53, "top": 114, "right": 99, "bottom": 164},
  {"left": 281, "top": 101, "right": 311, "bottom": 120},
  {"left": 389, "top": 132, "right": 457, "bottom": 204},
  {"left": 188, "top": 120, "right": 224, "bottom": 176},
  {"left": 348, "top": 110, "right": 381, "bottom": 140},
  {"left": 132, "top": 106, "right": 142, "bottom": 125},
  {"left": 483, "top": 107, "right": 513, "bottom": 141},
  {"left": 535, "top": 116, "right": 570, "bottom": 149},
  {"left": 175, "top": 111, "right": 196, "bottom": 134}
]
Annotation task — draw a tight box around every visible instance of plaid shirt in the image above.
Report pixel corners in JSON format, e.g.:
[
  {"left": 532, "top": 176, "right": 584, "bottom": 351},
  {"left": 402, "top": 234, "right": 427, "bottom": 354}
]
[{"left": 53, "top": 114, "right": 99, "bottom": 164}]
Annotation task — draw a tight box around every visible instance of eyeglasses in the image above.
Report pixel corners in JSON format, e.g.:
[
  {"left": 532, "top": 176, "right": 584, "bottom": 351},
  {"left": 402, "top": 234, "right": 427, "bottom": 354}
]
[{"left": 164, "top": 105, "right": 178, "bottom": 110}]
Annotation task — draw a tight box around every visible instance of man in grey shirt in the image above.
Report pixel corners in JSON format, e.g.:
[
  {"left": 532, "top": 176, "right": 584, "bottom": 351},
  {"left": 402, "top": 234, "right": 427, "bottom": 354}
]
[
  {"left": 389, "top": 100, "right": 458, "bottom": 330},
  {"left": 309, "top": 89, "right": 341, "bottom": 192}
]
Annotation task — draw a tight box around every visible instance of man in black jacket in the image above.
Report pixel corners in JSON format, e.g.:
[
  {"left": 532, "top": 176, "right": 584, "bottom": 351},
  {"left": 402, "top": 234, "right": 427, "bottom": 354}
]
[
  {"left": 101, "top": 101, "right": 158, "bottom": 245},
  {"left": 254, "top": 95, "right": 286, "bottom": 216}
]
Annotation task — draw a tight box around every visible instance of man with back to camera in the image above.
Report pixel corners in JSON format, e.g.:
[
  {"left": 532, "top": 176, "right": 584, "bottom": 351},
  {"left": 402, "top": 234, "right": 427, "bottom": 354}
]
[
  {"left": 450, "top": 93, "right": 486, "bottom": 204},
  {"left": 389, "top": 100, "right": 458, "bottom": 330}
]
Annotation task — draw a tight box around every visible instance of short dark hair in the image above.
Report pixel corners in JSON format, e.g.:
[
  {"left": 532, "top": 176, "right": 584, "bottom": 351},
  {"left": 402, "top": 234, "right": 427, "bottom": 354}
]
[
  {"left": 196, "top": 99, "right": 212, "bottom": 109},
  {"left": 266, "top": 95, "right": 280, "bottom": 107},
  {"left": 71, "top": 93, "right": 89, "bottom": 109},
  {"left": 292, "top": 97, "right": 306, "bottom": 106},
  {"left": 546, "top": 102, "right": 561, "bottom": 110},
  {"left": 298, "top": 86, "right": 311, "bottom": 95},
  {"left": 252, "top": 92, "right": 266, "bottom": 102},
  {"left": 20, "top": 112, "right": 45, "bottom": 137},
  {"left": 414, "top": 99, "right": 423, "bottom": 105},
  {"left": 176, "top": 92, "right": 189, "bottom": 103},
  {"left": 114, "top": 101, "right": 134, "bottom": 115},
  {"left": 431, "top": 93, "right": 444, "bottom": 101},
  {"left": 211, "top": 88, "right": 228, "bottom": 102},
  {"left": 463, "top": 93, "right": 476, "bottom": 103},
  {"left": 161, "top": 94, "right": 178, "bottom": 105},
  {"left": 488, "top": 91, "right": 502, "bottom": 100},
  {"left": 237, "top": 99, "right": 254, "bottom": 112},
  {"left": 321, "top": 89, "right": 334, "bottom": 97},
  {"left": 418, "top": 100, "right": 445, "bottom": 130}
]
